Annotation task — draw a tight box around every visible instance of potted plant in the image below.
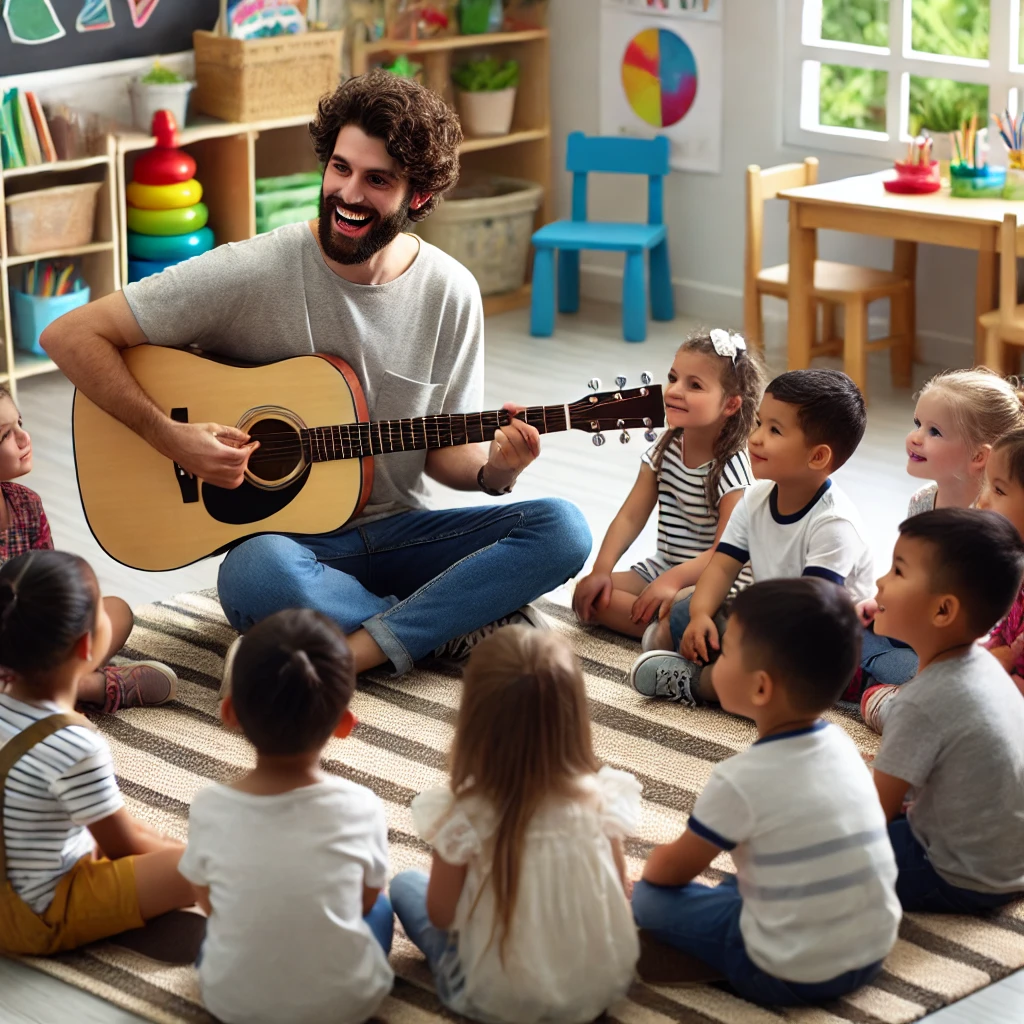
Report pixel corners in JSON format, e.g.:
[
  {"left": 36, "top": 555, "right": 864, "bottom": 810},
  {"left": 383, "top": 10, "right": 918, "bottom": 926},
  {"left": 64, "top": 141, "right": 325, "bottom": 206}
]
[
  {"left": 452, "top": 57, "right": 519, "bottom": 138},
  {"left": 910, "top": 88, "right": 983, "bottom": 180},
  {"left": 130, "top": 62, "right": 194, "bottom": 134}
]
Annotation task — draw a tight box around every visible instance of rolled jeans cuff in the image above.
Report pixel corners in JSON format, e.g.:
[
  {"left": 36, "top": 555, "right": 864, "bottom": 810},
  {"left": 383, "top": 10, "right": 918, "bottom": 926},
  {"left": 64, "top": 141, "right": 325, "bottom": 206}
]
[{"left": 362, "top": 608, "right": 413, "bottom": 675}]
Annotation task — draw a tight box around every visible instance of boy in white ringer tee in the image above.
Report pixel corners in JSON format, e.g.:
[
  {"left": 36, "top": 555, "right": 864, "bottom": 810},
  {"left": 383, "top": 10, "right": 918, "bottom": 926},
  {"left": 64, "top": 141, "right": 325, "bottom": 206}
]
[
  {"left": 631, "top": 369, "right": 873, "bottom": 704},
  {"left": 632, "top": 578, "right": 900, "bottom": 1006}
]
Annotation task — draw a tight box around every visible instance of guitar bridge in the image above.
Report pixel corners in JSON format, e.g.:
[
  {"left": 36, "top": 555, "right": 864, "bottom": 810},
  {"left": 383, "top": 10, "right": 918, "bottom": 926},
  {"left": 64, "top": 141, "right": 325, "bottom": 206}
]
[{"left": 170, "top": 408, "right": 199, "bottom": 504}]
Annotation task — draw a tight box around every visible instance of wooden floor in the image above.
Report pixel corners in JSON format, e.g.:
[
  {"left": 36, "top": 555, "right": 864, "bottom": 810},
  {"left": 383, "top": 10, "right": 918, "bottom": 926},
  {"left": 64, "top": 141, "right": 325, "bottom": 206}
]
[{"left": 2, "top": 302, "right": 1021, "bottom": 1022}]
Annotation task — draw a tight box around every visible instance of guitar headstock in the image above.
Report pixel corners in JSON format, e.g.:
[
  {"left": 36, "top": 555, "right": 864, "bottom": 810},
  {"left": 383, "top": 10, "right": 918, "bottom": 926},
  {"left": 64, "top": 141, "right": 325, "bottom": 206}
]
[{"left": 568, "top": 374, "right": 665, "bottom": 446}]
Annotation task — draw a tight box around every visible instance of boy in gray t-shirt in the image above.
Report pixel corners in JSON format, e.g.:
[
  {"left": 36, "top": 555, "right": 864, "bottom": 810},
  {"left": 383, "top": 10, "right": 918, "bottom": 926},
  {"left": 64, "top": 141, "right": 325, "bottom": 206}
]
[{"left": 870, "top": 508, "right": 1024, "bottom": 913}]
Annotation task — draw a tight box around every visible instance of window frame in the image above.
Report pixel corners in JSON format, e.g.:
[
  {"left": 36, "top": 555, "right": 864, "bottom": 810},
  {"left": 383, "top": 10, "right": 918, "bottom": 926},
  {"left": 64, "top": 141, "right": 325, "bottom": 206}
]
[{"left": 783, "top": 0, "right": 1024, "bottom": 159}]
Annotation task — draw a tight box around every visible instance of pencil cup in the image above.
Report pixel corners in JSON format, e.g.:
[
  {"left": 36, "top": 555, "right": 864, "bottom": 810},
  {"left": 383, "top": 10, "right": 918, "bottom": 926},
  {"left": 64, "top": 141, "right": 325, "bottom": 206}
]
[
  {"left": 950, "top": 163, "right": 1006, "bottom": 199},
  {"left": 11, "top": 288, "right": 90, "bottom": 357},
  {"left": 1005, "top": 151, "right": 1024, "bottom": 200}
]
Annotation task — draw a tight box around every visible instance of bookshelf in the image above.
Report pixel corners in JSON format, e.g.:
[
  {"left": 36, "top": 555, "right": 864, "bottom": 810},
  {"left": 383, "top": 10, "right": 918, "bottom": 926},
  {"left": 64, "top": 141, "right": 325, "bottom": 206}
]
[
  {"left": 351, "top": 27, "right": 551, "bottom": 316},
  {"left": 0, "top": 137, "right": 119, "bottom": 398}
]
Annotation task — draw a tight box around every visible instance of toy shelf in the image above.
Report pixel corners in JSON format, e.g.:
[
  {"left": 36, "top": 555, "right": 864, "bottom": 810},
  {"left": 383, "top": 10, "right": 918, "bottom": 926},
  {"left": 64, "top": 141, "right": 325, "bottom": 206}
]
[
  {"left": 352, "top": 27, "right": 551, "bottom": 315},
  {"left": 0, "top": 136, "right": 119, "bottom": 398}
]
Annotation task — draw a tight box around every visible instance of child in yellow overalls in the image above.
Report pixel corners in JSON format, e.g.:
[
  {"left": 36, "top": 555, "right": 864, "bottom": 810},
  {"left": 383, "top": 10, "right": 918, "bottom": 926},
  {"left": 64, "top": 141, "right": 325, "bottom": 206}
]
[{"left": 0, "top": 550, "right": 195, "bottom": 955}]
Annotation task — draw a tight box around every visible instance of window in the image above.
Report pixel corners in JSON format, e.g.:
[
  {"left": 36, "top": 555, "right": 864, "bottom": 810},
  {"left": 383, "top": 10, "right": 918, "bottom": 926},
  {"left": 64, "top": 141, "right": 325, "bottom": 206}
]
[{"left": 784, "top": 0, "right": 1021, "bottom": 157}]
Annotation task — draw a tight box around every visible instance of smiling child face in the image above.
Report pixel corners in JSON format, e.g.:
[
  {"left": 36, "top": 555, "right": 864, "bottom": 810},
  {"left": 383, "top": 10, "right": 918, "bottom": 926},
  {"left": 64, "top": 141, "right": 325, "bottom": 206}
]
[
  {"left": 0, "top": 396, "right": 32, "bottom": 481},
  {"left": 905, "top": 389, "right": 973, "bottom": 484},
  {"left": 977, "top": 446, "right": 1024, "bottom": 539},
  {"left": 662, "top": 349, "right": 733, "bottom": 431},
  {"left": 873, "top": 534, "right": 937, "bottom": 648},
  {"left": 746, "top": 393, "right": 823, "bottom": 482}
]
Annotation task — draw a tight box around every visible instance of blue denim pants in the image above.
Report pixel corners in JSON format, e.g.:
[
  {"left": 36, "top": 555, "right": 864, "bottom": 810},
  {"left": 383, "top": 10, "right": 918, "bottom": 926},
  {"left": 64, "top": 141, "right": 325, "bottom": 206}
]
[
  {"left": 888, "top": 817, "right": 1022, "bottom": 913},
  {"left": 631, "top": 877, "right": 883, "bottom": 1006},
  {"left": 860, "top": 627, "right": 918, "bottom": 688},
  {"left": 667, "top": 593, "right": 728, "bottom": 656},
  {"left": 217, "top": 498, "right": 591, "bottom": 675}
]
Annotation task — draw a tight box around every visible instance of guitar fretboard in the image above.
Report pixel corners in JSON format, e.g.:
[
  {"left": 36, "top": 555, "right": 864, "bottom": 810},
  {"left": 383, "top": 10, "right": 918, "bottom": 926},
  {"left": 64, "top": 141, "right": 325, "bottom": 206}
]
[{"left": 302, "top": 405, "right": 569, "bottom": 462}]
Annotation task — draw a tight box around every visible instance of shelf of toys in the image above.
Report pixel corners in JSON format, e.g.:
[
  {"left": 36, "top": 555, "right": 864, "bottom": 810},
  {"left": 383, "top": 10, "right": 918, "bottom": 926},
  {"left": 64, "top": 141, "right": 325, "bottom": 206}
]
[{"left": 0, "top": 135, "right": 119, "bottom": 396}]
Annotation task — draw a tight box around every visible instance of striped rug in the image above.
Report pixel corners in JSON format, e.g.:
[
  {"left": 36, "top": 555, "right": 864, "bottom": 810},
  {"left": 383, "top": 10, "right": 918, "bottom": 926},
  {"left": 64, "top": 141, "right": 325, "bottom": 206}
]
[{"left": 15, "top": 589, "right": 1024, "bottom": 1024}]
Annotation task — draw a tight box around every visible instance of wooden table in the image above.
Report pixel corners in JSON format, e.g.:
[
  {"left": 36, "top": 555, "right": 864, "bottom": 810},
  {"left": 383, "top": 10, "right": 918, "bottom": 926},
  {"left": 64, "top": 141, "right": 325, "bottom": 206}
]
[{"left": 780, "top": 170, "right": 1024, "bottom": 372}]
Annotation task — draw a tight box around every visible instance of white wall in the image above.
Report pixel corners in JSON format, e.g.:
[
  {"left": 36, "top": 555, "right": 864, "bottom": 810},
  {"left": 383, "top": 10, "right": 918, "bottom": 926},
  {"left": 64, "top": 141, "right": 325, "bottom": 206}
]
[{"left": 548, "top": 0, "right": 977, "bottom": 367}]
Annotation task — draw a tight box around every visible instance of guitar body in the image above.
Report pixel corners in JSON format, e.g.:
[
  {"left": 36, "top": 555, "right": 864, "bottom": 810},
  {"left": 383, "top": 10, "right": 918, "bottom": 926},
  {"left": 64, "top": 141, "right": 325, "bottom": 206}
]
[{"left": 73, "top": 347, "right": 372, "bottom": 571}]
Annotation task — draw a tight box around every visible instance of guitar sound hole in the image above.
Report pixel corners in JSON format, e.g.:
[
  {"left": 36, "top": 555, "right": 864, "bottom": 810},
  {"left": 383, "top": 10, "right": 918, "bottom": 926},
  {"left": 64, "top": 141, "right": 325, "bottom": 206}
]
[{"left": 246, "top": 418, "right": 303, "bottom": 486}]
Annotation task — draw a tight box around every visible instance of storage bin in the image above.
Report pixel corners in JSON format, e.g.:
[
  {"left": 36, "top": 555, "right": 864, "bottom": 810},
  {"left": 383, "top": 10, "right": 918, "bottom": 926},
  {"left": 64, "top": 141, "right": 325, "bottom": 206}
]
[
  {"left": 11, "top": 288, "right": 90, "bottom": 356},
  {"left": 192, "top": 29, "right": 344, "bottom": 123},
  {"left": 417, "top": 177, "right": 543, "bottom": 296},
  {"left": 5, "top": 182, "right": 102, "bottom": 257}
]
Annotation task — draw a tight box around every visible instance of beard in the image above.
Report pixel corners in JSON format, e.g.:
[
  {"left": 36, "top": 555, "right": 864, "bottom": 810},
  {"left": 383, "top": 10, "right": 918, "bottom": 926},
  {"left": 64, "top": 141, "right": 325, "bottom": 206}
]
[{"left": 317, "top": 189, "right": 412, "bottom": 266}]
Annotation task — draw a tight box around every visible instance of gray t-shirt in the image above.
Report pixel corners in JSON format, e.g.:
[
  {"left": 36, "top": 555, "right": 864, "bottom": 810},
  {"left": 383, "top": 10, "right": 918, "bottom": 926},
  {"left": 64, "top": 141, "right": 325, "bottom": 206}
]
[
  {"left": 873, "top": 644, "right": 1024, "bottom": 894},
  {"left": 123, "top": 222, "right": 484, "bottom": 528}
]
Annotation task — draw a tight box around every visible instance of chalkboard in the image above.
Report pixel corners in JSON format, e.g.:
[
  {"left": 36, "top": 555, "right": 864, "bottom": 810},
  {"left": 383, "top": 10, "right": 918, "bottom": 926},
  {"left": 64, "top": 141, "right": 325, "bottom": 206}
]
[{"left": 0, "top": 0, "right": 219, "bottom": 78}]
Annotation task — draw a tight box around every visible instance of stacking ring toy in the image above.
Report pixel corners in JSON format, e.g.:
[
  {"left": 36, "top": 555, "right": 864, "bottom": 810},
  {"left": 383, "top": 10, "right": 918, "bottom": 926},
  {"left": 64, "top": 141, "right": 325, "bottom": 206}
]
[
  {"left": 133, "top": 147, "right": 196, "bottom": 186},
  {"left": 127, "top": 178, "right": 203, "bottom": 210},
  {"left": 128, "top": 259, "right": 185, "bottom": 283},
  {"left": 127, "top": 202, "right": 209, "bottom": 236},
  {"left": 127, "top": 226, "right": 215, "bottom": 261}
]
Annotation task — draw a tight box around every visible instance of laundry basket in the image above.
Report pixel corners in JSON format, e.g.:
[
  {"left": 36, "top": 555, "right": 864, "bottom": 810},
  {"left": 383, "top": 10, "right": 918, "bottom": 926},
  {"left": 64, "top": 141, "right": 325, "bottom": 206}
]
[{"left": 418, "top": 177, "right": 543, "bottom": 296}]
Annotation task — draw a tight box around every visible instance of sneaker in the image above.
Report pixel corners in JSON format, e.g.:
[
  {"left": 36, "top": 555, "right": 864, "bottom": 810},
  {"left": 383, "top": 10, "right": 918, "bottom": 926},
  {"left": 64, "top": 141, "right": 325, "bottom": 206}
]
[
  {"left": 641, "top": 619, "right": 663, "bottom": 652},
  {"left": 220, "top": 635, "right": 242, "bottom": 699},
  {"left": 861, "top": 683, "right": 900, "bottom": 734},
  {"left": 433, "top": 604, "right": 550, "bottom": 663},
  {"left": 102, "top": 661, "right": 177, "bottom": 713},
  {"left": 628, "top": 650, "right": 703, "bottom": 705}
]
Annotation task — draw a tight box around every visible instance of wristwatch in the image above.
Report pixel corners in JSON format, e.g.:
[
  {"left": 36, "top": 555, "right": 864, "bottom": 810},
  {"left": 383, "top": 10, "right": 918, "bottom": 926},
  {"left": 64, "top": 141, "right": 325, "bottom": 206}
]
[{"left": 477, "top": 464, "right": 513, "bottom": 496}]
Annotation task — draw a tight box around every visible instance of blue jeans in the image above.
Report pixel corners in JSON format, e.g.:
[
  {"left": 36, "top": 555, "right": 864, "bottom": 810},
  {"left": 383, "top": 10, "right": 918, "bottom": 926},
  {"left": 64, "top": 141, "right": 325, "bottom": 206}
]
[
  {"left": 390, "top": 870, "right": 467, "bottom": 1012},
  {"left": 632, "top": 877, "right": 883, "bottom": 1006},
  {"left": 667, "top": 593, "right": 728, "bottom": 656},
  {"left": 860, "top": 627, "right": 918, "bottom": 688},
  {"left": 888, "top": 817, "right": 1021, "bottom": 913},
  {"left": 217, "top": 498, "right": 590, "bottom": 675}
]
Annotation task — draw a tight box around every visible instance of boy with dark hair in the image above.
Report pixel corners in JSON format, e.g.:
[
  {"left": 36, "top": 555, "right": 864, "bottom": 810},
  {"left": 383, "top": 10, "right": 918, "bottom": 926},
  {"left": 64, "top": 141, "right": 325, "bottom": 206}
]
[
  {"left": 179, "top": 609, "right": 394, "bottom": 1024},
  {"left": 869, "top": 508, "right": 1024, "bottom": 913},
  {"left": 631, "top": 368, "right": 872, "bottom": 704},
  {"left": 632, "top": 578, "right": 900, "bottom": 1006}
]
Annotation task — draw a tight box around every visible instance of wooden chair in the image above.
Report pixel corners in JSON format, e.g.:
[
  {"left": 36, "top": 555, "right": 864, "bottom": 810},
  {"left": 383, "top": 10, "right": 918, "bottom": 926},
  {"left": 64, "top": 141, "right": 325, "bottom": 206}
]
[
  {"left": 981, "top": 213, "right": 1024, "bottom": 375},
  {"left": 744, "top": 158, "right": 915, "bottom": 400}
]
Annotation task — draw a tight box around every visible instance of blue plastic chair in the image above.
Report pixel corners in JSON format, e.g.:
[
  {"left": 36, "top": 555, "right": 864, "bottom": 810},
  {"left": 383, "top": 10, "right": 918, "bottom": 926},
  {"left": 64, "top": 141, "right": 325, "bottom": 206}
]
[{"left": 531, "top": 133, "right": 674, "bottom": 343}]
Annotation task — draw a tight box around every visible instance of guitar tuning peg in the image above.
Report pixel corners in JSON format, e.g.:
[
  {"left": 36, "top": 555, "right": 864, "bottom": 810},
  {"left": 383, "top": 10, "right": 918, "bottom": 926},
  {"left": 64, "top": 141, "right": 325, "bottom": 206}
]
[
  {"left": 640, "top": 371, "right": 653, "bottom": 386},
  {"left": 644, "top": 429, "right": 657, "bottom": 442},
  {"left": 592, "top": 431, "right": 606, "bottom": 447},
  {"left": 588, "top": 378, "right": 601, "bottom": 392},
  {"left": 615, "top": 375, "right": 627, "bottom": 389},
  {"left": 619, "top": 430, "right": 631, "bottom": 444},
  {"left": 643, "top": 415, "right": 657, "bottom": 442}
]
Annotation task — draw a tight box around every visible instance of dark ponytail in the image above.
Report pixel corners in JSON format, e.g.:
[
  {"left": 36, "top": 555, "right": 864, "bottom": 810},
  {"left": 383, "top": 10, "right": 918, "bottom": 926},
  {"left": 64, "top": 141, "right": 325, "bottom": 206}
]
[{"left": 0, "top": 551, "right": 98, "bottom": 676}]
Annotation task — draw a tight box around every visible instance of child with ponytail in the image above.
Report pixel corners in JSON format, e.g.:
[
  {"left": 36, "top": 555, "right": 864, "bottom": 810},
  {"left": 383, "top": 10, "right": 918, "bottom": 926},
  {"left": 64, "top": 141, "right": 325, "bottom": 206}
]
[
  {"left": 574, "top": 330, "right": 765, "bottom": 642},
  {"left": 0, "top": 551, "right": 194, "bottom": 956}
]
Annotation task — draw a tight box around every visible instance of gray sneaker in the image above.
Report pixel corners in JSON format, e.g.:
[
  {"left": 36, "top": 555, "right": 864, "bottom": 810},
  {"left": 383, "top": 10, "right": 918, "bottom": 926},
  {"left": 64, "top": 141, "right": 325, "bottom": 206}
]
[
  {"left": 433, "top": 604, "right": 550, "bottom": 663},
  {"left": 628, "top": 650, "right": 703, "bottom": 705}
]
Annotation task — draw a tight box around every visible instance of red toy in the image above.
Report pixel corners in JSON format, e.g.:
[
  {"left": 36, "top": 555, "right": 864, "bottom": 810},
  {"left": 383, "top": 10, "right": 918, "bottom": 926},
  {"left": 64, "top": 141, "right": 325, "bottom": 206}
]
[{"left": 132, "top": 111, "right": 196, "bottom": 186}]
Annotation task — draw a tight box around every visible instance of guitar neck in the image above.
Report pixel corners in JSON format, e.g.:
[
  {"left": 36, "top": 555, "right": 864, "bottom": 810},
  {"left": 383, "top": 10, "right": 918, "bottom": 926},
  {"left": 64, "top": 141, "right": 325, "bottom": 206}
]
[{"left": 303, "top": 405, "right": 570, "bottom": 461}]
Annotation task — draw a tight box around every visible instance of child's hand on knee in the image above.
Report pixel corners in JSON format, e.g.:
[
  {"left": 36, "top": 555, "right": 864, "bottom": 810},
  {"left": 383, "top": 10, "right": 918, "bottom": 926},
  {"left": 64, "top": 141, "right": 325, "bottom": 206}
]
[
  {"left": 682, "top": 614, "right": 718, "bottom": 663},
  {"left": 631, "top": 578, "right": 678, "bottom": 625},
  {"left": 573, "top": 572, "right": 612, "bottom": 622}
]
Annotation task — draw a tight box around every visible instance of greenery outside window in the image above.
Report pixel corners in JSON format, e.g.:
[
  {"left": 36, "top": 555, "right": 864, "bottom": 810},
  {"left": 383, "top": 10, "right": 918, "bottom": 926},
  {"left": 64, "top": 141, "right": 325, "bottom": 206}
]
[{"left": 785, "top": 0, "right": 1023, "bottom": 158}]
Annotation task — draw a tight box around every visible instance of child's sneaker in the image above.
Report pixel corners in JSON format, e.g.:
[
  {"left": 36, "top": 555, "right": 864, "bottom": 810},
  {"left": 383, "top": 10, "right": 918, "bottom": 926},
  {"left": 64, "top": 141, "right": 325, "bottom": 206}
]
[
  {"left": 432, "top": 604, "right": 550, "bottom": 664},
  {"left": 861, "top": 683, "right": 900, "bottom": 734},
  {"left": 628, "top": 651, "right": 703, "bottom": 705},
  {"left": 102, "top": 661, "right": 177, "bottom": 713}
]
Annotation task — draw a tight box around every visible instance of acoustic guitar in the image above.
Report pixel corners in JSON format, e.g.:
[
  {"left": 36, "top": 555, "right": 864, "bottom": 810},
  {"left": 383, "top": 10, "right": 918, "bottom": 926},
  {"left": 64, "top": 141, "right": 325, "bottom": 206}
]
[{"left": 72, "top": 346, "right": 665, "bottom": 572}]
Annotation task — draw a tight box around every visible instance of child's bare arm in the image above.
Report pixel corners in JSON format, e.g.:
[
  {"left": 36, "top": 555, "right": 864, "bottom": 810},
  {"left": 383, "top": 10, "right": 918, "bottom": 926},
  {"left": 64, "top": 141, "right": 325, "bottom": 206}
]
[
  {"left": 682, "top": 552, "right": 743, "bottom": 661},
  {"left": 872, "top": 769, "right": 911, "bottom": 823},
  {"left": 362, "top": 886, "right": 382, "bottom": 916},
  {"left": 89, "top": 808, "right": 181, "bottom": 860},
  {"left": 193, "top": 885, "right": 212, "bottom": 916},
  {"left": 642, "top": 830, "right": 719, "bottom": 888},
  {"left": 426, "top": 852, "right": 469, "bottom": 929}
]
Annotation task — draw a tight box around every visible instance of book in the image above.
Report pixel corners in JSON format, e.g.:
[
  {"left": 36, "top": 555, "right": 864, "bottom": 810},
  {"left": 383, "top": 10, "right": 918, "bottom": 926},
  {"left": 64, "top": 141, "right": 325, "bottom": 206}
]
[
  {"left": 0, "top": 90, "right": 25, "bottom": 169},
  {"left": 16, "top": 90, "right": 43, "bottom": 165},
  {"left": 25, "top": 92, "right": 56, "bottom": 163}
]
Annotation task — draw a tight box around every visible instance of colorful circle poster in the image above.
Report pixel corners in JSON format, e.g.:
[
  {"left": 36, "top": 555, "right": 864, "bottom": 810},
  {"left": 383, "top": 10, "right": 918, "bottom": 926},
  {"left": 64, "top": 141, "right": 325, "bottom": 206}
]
[{"left": 621, "top": 27, "right": 698, "bottom": 128}]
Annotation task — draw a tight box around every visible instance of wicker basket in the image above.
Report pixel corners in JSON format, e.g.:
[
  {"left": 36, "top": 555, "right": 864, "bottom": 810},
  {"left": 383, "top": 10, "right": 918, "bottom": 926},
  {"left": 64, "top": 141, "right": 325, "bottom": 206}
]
[
  {"left": 6, "top": 182, "right": 102, "bottom": 256},
  {"left": 192, "top": 29, "right": 344, "bottom": 123}
]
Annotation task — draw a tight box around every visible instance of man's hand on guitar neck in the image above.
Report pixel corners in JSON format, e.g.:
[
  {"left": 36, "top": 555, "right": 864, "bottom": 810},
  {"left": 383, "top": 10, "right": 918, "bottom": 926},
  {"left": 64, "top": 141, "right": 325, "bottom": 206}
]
[
  {"left": 482, "top": 402, "right": 541, "bottom": 492},
  {"left": 158, "top": 420, "right": 259, "bottom": 490}
]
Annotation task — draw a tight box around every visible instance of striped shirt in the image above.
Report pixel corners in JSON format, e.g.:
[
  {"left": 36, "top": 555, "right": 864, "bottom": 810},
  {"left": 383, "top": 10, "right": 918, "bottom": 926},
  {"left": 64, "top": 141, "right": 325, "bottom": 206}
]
[
  {"left": 640, "top": 433, "right": 753, "bottom": 574},
  {"left": 0, "top": 694, "right": 123, "bottom": 913}
]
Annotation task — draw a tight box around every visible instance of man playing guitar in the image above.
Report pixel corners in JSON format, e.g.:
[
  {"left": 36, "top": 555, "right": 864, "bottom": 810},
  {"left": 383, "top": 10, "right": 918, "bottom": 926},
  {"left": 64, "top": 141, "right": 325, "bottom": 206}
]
[{"left": 43, "top": 71, "right": 591, "bottom": 676}]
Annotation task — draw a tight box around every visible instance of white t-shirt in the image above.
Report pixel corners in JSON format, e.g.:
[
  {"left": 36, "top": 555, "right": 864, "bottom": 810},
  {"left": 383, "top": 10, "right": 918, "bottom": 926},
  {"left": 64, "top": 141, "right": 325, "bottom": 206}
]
[
  {"left": 717, "top": 479, "right": 875, "bottom": 602},
  {"left": 179, "top": 777, "right": 393, "bottom": 1024},
  {"left": 689, "top": 722, "right": 901, "bottom": 983},
  {"left": 0, "top": 694, "right": 123, "bottom": 913},
  {"left": 412, "top": 767, "right": 641, "bottom": 1024}
]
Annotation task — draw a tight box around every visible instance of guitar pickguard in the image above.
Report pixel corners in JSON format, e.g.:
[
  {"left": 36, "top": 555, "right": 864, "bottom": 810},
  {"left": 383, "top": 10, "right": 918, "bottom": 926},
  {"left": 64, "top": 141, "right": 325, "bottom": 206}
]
[{"left": 201, "top": 467, "right": 311, "bottom": 526}]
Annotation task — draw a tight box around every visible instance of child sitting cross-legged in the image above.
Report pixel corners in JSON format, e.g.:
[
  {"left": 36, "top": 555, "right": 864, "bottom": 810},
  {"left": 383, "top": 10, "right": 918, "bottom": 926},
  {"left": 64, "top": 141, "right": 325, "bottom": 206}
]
[
  {"left": 632, "top": 578, "right": 900, "bottom": 1006},
  {"left": 629, "top": 368, "right": 874, "bottom": 704},
  {"left": 868, "top": 509, "right": 1024, "bottom": 912},
  {"left": 0, "top": 551, "right": 194, "bottom": 957},
  {"left": 390, "top": 626, "right": 642, "bottom": 1024},
  {"left": 178, "top": 609, "right": 394, "bottom": 1024}
]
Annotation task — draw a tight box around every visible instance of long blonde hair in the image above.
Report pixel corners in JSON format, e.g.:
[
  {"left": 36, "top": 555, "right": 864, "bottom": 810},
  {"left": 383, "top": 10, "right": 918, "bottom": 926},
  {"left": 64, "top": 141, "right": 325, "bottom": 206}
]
[
  {"left": 919, "top": 368, "right": 1024, "bottom": 453},
  {"left": 450, "top": 626, "right": 599, "bottom": 960}
]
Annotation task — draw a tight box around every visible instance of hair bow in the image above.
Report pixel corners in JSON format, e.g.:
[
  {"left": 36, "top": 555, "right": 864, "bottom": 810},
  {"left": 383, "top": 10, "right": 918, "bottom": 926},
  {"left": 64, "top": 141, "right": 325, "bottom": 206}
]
[{"left": 710, "top": 328, "right": 747, "bottom": 363}]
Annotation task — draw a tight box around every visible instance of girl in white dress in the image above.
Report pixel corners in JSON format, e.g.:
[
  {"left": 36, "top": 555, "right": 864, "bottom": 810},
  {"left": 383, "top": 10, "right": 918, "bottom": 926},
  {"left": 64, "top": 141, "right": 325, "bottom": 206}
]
[{"left": 390, "top": 626, "right": 641, "bottom": 1024}]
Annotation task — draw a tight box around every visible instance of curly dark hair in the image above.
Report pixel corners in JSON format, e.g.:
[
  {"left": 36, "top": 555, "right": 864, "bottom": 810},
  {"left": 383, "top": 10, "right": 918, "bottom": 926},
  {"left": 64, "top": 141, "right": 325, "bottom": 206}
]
[{"left": 309, "top": 69, "right": 463, "bottom": 222}]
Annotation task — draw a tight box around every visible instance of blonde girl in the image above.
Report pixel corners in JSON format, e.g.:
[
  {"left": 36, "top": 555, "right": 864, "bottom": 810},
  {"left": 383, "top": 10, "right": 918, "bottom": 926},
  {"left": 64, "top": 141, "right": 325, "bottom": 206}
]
[
  {"left": 390, "top": 627, "right": 641, "bottom": 1024},
  {"left": 574, "top": 329, "right": 765, "bottom": 641},
  {"left": 905, "top": 367, "right": 1024, "bottom": 513}
]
